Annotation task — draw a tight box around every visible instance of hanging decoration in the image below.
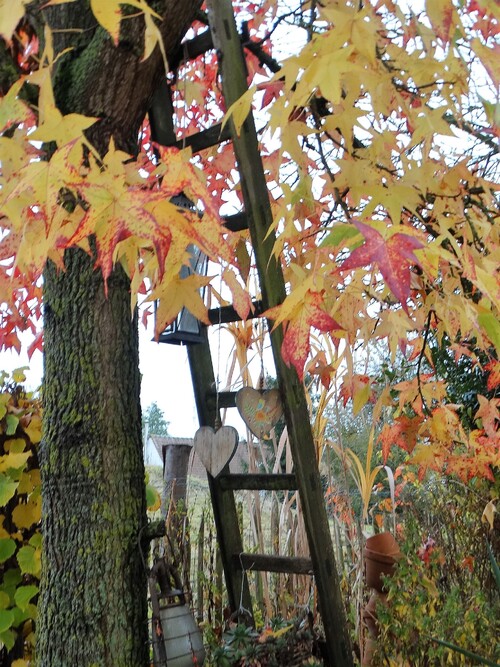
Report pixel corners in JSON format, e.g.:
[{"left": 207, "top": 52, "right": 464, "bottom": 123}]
[
  {"left": 193, "top": 425, "right": 239, "bottom": 477},
  {"left": 235, "top": 386, "right": 283, "bottom": 439}
]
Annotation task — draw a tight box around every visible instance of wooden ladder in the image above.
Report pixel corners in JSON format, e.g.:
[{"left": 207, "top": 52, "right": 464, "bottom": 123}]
[{"left": 150, "top": 3, "right": 353, "bottom": 665}]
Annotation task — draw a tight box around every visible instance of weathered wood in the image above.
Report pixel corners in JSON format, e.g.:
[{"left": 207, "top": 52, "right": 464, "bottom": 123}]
[
  {"left": 234, "top": 553, "right": 313, "bottom": 575},
  {"left": 207, "top": 299, "right": 263, "bottom": 324},
  {"left": 193, "top": 425, "right": 239, "bottom": 478},
  {"left": 222, "top": 211, "right": 249, "bottom": 231},
  {"left": 218, "top": 473, "right": 297, "bottom": 491},
  {"left": 207, "top": 390, "right": 237, "bottom": 409},
  {"left": 169, "top": 122, "right": 231, "bottom": 153},
  {"left": 196, "top": 513, "right": 205, "bottom": 623},
  {"left": 236, "top": 387, "right": 283, "bottom": 438},
  {"left": 206, "top": 3, "right": 354, "bottom": 665}
]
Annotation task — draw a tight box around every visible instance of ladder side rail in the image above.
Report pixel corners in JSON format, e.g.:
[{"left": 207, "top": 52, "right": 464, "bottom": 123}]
[
  {"left": 205, "top": 3, "right": 353, "bottom": 665},
  {"left": 187, "top": 332, "right": 253, "bottom": 618}
]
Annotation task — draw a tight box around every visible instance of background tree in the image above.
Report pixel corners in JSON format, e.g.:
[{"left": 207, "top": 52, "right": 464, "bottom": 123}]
[{"left": 143, "top": 401, "right": 170, "bottom": 438}]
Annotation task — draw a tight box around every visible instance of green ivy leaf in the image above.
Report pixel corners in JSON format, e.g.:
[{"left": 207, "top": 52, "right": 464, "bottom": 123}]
[
  {"left": 5, "top": 413, "right": 19, "bottom": 436},
  {"left": 0, "top": 591, "right": 10, "bottom": 609},
  {"left": 0, "top": 538, "right": 16, "bottom": 564},
  {"left": 16, "top": 545, "right": 40, "bottom": 576},
  {"left": 0, "top": 608, "right": 15, "bottom": 633},
  {"left": 0, "top": 473, "right": 19, "bottom": 505},
  {"left": 14, "top": 585, "right": 38, "bottom": 612},
  {"left": 0, "top": 627, "right": 16, "bottom": 651}
]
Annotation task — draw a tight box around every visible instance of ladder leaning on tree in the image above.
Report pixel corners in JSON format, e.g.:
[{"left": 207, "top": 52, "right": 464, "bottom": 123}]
[{"left": 149, "top": 2, "right": 353, "bottom": 665}]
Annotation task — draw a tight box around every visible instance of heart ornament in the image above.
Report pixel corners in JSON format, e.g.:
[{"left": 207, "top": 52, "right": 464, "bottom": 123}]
[
  {"left": 193, "top": 425, "right": 239, "bottom": 477},
  {"left": 236, "top": 387, "right": 283, "bottom": 439}
]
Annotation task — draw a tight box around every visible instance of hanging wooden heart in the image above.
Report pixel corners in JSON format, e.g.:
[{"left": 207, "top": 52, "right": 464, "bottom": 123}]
[
  {"left": 193, "top": 425, "right": 239, "bottom": 477},
  {"left": 236, "top": 387, "right": 283, "bottom": 439}
]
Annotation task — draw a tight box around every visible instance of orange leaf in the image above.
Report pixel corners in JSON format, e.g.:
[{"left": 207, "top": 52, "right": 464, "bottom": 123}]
[
  {"left": 222, "top": 267, "right": 251, "bottom": 321},
  {"left": 378, "top": 415, "right": 422, "bottom": 463},
  {"left": 338, "top": 374, "right": 373, "bottom": 415},
  {"left": 485, "top": 359, "right": 500, "bottom": 392}
]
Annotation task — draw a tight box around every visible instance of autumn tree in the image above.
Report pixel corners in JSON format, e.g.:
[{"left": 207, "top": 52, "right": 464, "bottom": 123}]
[{"left": 0, "top": 0, "right": 499, "bottom": 665}]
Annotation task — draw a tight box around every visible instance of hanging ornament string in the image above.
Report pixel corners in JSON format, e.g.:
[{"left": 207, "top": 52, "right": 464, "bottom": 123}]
[
  {"left": 214, "top": 263, "right": 224, "bottom": 430},
  {"left": 259, "top": 316, "right": 266, "bottom": 392},
  {"left": 235, "top": 312, "right": 283, "bottom": 441}
]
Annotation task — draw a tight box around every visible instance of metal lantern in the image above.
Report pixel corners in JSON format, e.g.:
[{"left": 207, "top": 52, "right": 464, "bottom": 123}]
[
  {"left": 149, "top": 559, "right": 205, "bottom": 667},
  {"left": 157, "top": 195, "right": 208, "bottom": 345}
]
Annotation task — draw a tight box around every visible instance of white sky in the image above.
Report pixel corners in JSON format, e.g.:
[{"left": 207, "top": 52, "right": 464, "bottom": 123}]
[{"left": 0, "top": 319, "right": 250, "bottom": 439}]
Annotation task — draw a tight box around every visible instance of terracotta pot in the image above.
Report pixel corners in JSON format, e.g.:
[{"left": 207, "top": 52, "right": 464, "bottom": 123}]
[
  {"left": 364, "top": 532, "right": 401, "bottom": 592},
  {"left": 362, "top": 591, "right": 388, "bottom": 638},
  {"left": 365, "top": 532, "right": 399, "bottom": 556}
]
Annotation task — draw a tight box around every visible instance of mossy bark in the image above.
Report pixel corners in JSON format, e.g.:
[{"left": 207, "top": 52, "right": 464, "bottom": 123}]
[
  {"left": 36, "top": 2, "right": 201, "bottom": 665},
  {"left": 39, "top": 252, "right": 146, "bottom": 667}
]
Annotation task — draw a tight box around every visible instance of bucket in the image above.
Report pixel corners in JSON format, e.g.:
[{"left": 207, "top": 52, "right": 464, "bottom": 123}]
[{"left": 152, "top": 602, "right": 205, "bottom": 667}]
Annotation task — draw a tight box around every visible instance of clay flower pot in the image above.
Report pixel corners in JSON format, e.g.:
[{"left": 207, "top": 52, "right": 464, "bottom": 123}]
[
  {"left": 364, "top": 532, "right": 401, "bottom": 592},
  {"left": 362, "top": 590, "right": 388, "bottom": 638}
]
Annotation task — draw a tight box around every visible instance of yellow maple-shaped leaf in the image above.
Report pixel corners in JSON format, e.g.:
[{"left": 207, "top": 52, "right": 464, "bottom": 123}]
[
  {"left": 90, "top": 0, "right": 162, "bottom": 47},
  {"left": 143, "top": 10, "right": 167, "bottom": 66},
  {"left": 222, "top": 87, "right": 255, "bottom": 136},
  {"left": 90, "top": 0, "right": 122, "bottom": 44},
  {"left": 151, "top": 273, "right": 212, "bottom": 338},
  {"left": 0, "top": 78, "right": 32, "bottom": 133},
  {"left": 70, "top": 182, "right": 170, "bottom": 284},
  {"left": 30, "top": 103, "right": 98, "bottom": 147},
  {"left": 222, "top": 267, "right": 252, "bottom": 322},
  {"left": 0, "top": 0, "right": 26, "bottom": 41}
]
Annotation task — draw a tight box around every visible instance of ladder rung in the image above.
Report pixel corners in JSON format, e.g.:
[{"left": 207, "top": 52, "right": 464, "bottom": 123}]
[
  {"left": 207, "top": 300, "right": 264, "bottom": 325},
  {"left": 219, "top": 473, "right": 297, "bottom": 491},
  {"left": 169, "top": 123, "right": 231, "bottom": 153},
  {"left": 209, "top": 391, "right": 237, "bottom": 409},
  {"left": 233, "top": 553, "right": 313, "bottom": 575},
  {"left": 222, "top": 211, "right": 248, "bottom": 231},
  {"left": 176, "top": 29, "right": 213, "bottom": 63}
]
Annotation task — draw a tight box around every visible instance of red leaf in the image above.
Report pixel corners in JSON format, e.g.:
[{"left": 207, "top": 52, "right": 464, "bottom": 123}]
[
  {"left": 340, "top": 221, "right": 423, "bottom": 311},
  {"left": 280, "top": 290, "right": 341, "bottom": 380}
]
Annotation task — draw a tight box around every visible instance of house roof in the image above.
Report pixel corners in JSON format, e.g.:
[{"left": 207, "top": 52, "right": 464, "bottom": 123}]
[{"left": 148, "top": 434, "right": 193, "bottom": 461}]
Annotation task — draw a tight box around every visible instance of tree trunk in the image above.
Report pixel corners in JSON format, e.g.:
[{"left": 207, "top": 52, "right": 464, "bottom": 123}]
[
  {"left": 39, "top": 251, "right": 146, "bottom": 666},
  {"left": 36, "top": 2, "right": 200, "bottom": 664}
]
